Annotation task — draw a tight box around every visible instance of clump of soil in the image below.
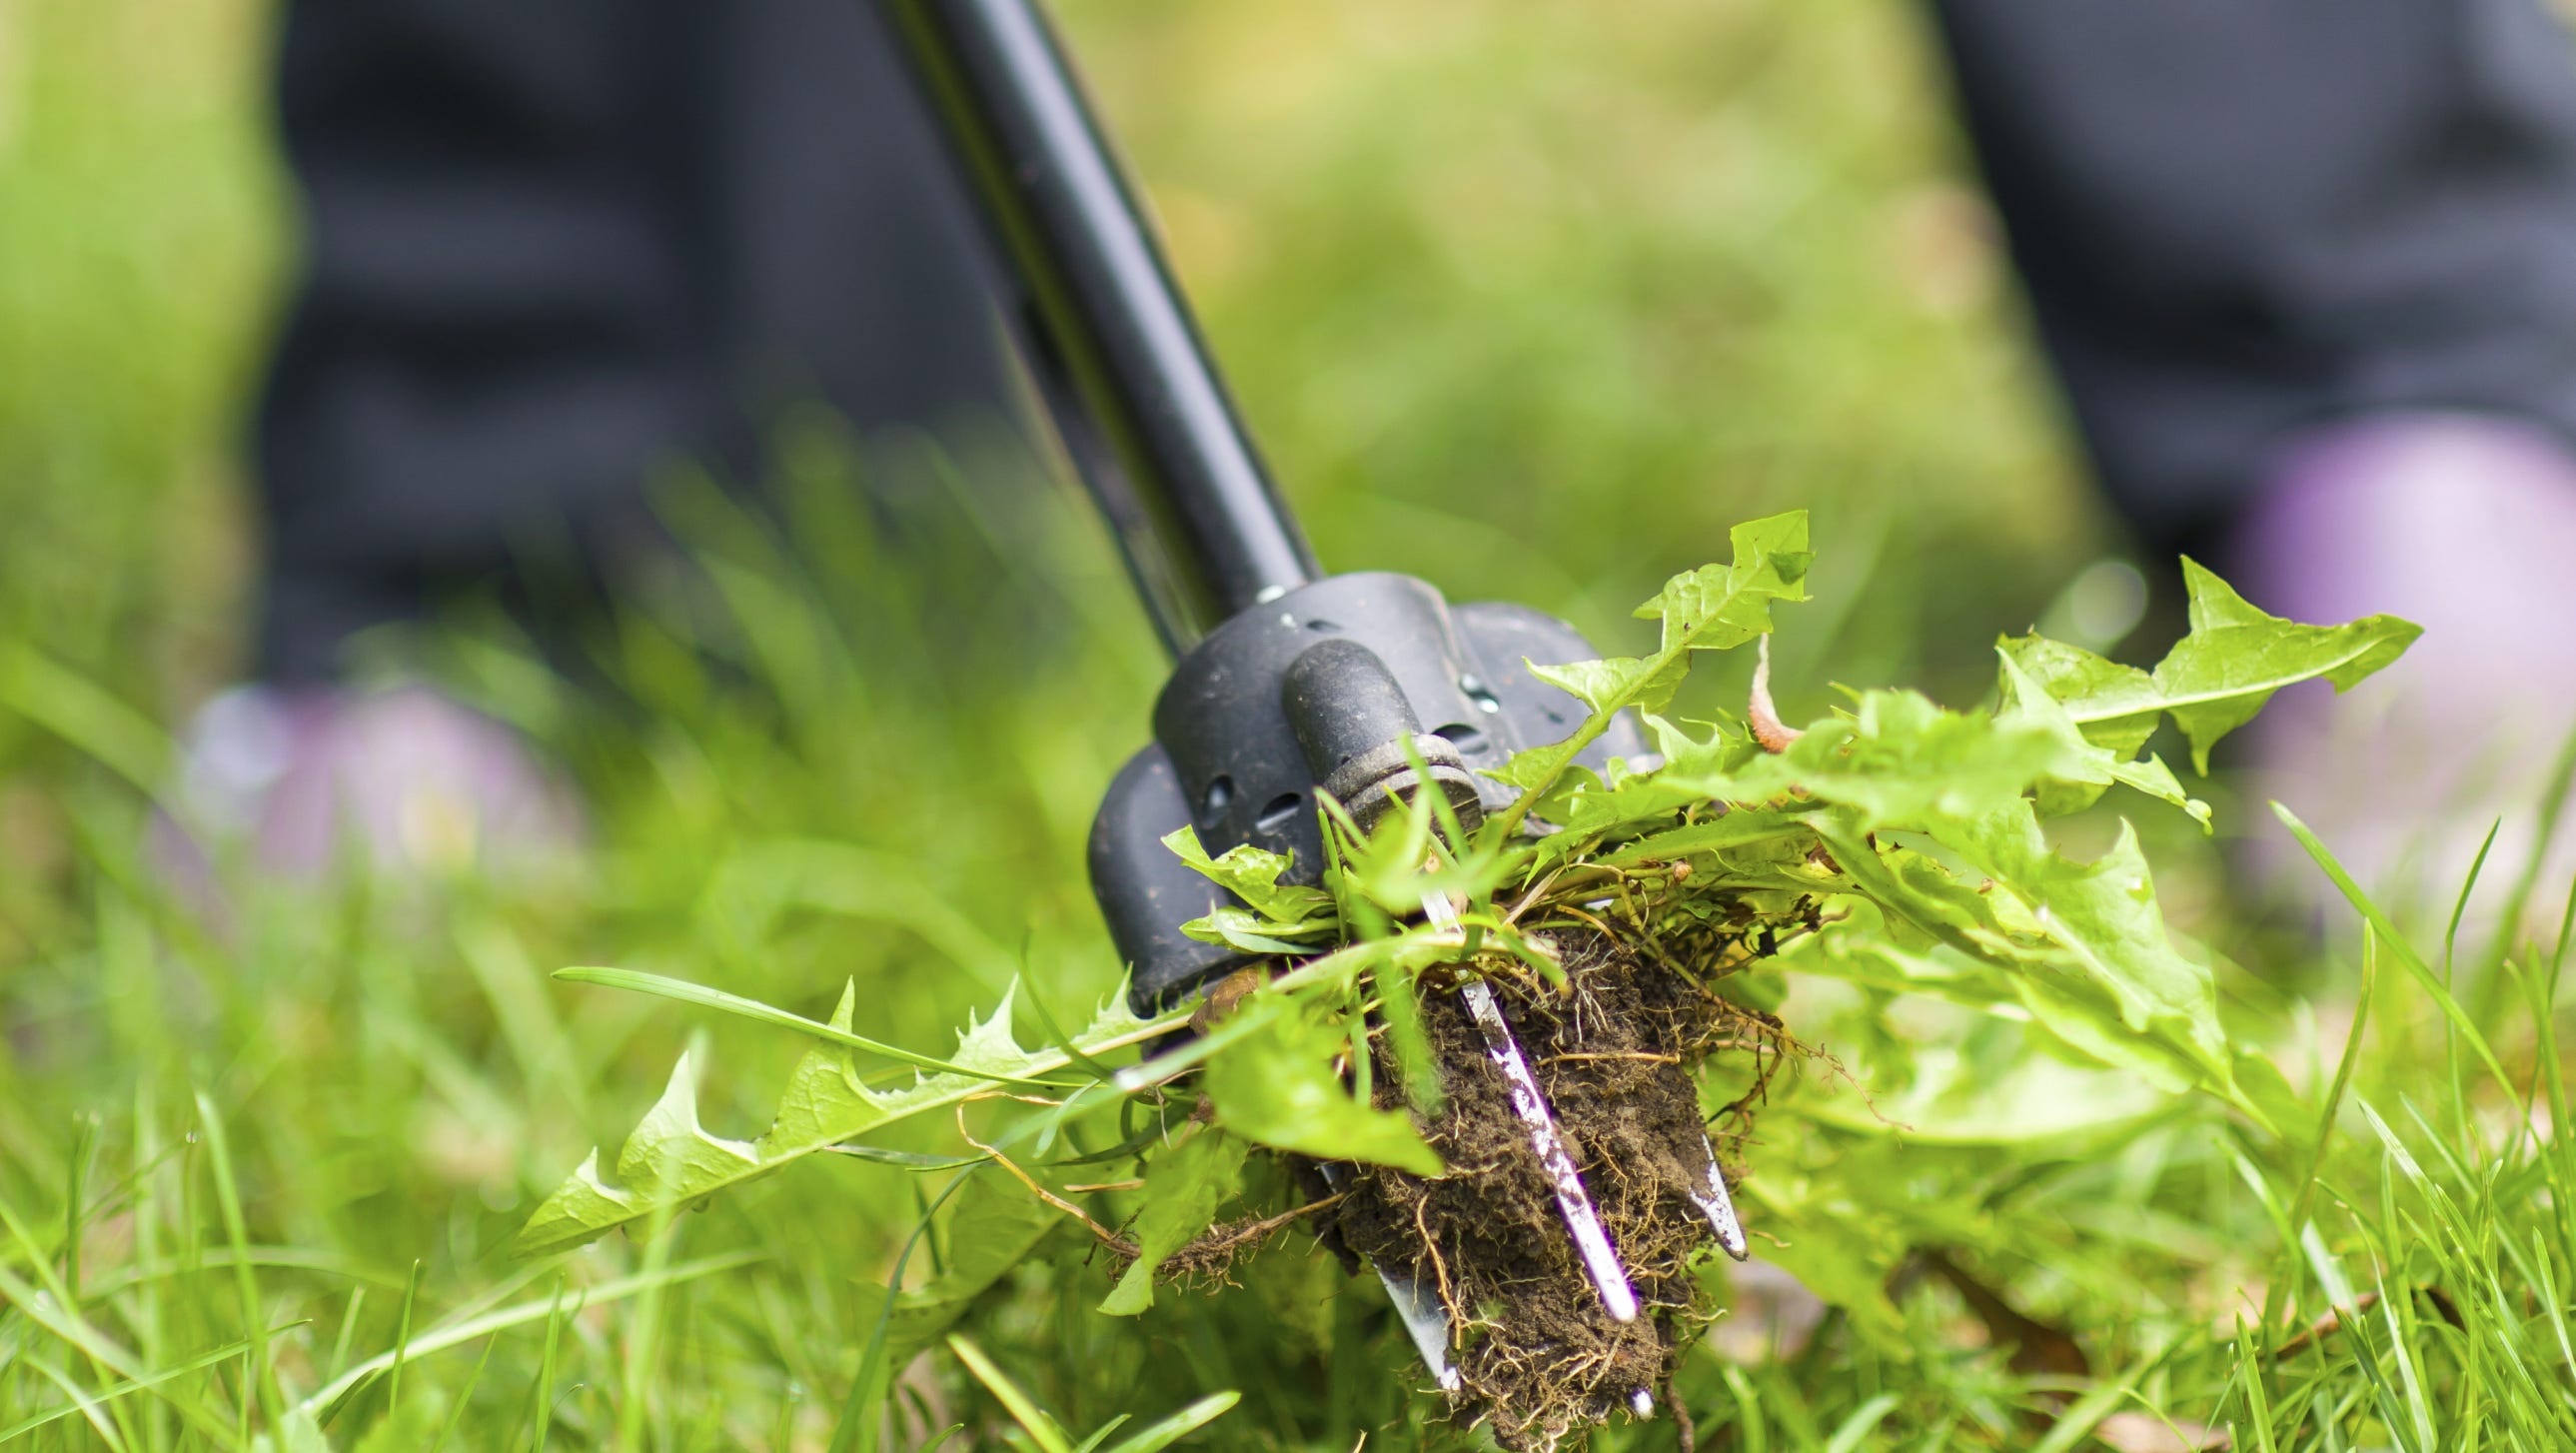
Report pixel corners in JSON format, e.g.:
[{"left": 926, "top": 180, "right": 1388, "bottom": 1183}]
[{"left": 1327, "top": 929, "right": 1778, "bottom": 1450}]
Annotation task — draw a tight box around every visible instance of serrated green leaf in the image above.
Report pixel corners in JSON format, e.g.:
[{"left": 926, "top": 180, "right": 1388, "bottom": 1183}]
[
  {"left": 1930, "top": 802, "right": 2235, "bottom": 1097},
  {"left": 516, "top": 981, "right": 1187, "bottom": 1256},
  {"left": 1995, "top": 651, "right": 2210, "bottom": 829},
  {"left": 1644, "top": 711, "right": 1758, "bottom": 777},
  {"left": 1999, "top": 560, "right": 2418, "bottom": 773},
  {"left": 1634, "top": 511, "right": 1816, "bottom": 658},
  {"left": 1481, "top": 738, "right": 1580, "bottom": 795},
  {"left": 1666, "top": 689, "right": 2087, "bottom": 830},
  {"left": 1996, "top": 634, "right": 2165, "bottom": 757},
  {"left": 1203, "top": 1006, "right": 1443, "bottom": 1176},
  {"left": 554, "top": 967, "right": 1062, "bottom": 1086},
  {"left": 1490, "top": 511, "right": 1812, "bottom": 829},
  {"left": 1100, "top": 1128, "right": 1248, "bottom": 1316},
  {"left": 1528, "top": 656, "right": 1663, "bottom": 716},
  {"left": 2153, "top": 559, "right": 2419, "bottom": 771},
  {"left": 1161, "top": 827, "right": 1333, "bottom": 925},
  {"left": 612, "top": 1045, "right": 763, "bottom": 1197}
]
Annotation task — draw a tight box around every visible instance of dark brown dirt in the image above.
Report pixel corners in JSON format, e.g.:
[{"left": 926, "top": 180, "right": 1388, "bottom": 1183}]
[{"left": 1327, "top": 930, "right": 1769, "bottom": 1450}]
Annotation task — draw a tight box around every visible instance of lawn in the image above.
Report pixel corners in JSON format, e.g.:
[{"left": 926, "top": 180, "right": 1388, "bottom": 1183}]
[{"left": 0, "top": 1, "right": 2568, "bottom": 1450}]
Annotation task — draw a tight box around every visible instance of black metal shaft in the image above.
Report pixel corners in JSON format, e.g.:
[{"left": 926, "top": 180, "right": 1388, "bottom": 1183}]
[{"left": 882, "top": 0, "right": 1318, "bottom": 653}]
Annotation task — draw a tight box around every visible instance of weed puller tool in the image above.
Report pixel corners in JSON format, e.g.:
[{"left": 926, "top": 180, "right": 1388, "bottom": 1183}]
[{"left": 883, "top": 0, "right": 1747, "bottom": 1397}]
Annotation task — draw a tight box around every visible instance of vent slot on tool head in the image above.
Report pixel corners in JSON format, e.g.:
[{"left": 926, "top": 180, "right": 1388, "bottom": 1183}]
[{"left": 1254, "top": 792, "right": 1304, "bottom": 835}]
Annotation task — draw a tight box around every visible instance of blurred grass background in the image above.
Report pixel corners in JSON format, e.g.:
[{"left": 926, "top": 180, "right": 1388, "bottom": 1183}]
[
  {"left": 0, "top": 0, "right": 2100, "bottom": 722},
  {"left": 8, "top": 1, "right": 2534, "bottom": 1450}
]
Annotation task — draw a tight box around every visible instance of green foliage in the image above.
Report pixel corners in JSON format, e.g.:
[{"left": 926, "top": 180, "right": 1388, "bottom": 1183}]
[
  {"left": 858, "top": 1180, "right": 1067, "bottom": 1364},
  {"left": 2002, "top": 559, "right": 2421, "bottom": 771},
  {"left": 1100, "top": 1128, "right": 1246, "bottom": 1316},
  {"left": 1200, "top": 1001, "right": 1445, "bottom": 1177},
  {"left": 1489, "top": 509, "right": 1812, "bottom": 823},
  {"left": 1165, "top": 828, "right": 1338, "bottom": 953},
  {"left": 0, "top": 1, "right": 2556, "bottom": 1446},
  {"left": 515, "top": 981, "right": 1183, "bottom": 1257},
  {"left": 1466, "top": 539, "right": 2408, "bottom": 1120},
  {"left": 501, "top": 518, "right": 2427, "bottom": 1449},
  {"left": 948, "top": 1334, "right": 1240, "bottom": 1453}
]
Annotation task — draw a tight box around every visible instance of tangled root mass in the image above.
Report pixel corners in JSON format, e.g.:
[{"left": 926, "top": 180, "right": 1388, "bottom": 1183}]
[{"left": 1326, "top": 930, "right": 1773, "bottom": 1450}]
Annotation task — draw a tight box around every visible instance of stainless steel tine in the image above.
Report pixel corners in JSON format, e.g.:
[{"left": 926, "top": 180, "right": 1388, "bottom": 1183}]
[
  {"left": 1316, "top": 1162, "right": 1462, "bottom": 1392},
  {"left": 1423, "top": 890, "right": 1642, "bottom": 1324},
  {"left": 1380, "top": 1262, "right": 1467, "bottom": 1393},
  {"left": 1689, "top": 1133, "right": 1751, "bottom": 1261}
]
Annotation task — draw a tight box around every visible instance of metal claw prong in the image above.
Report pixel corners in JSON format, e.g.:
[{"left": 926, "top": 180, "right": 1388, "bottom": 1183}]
[
  {"left": 1318, "top": 1162, "right": 1463, "bottom": 1392},
  {"left": 1456, "top": 977, "right": 1641, "bottom": 1322},
  {"left": 1383, "top": 1262, "right": 1465, "bottom": 1393},
  {"left": 1421, "top": 888, "right": 1643, "bottom": 1325},
  {"left": 1689, "top": 1133, "right": 1750, "bottom": 1262}
]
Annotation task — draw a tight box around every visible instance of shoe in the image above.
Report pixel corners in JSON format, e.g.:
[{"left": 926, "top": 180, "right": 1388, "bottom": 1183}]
[
  {"left": 2228, "top": 412, "right": 2576, "bottom": 937},
  {"left": 170, "top": 684, "right": 585, "bottom": 882}
]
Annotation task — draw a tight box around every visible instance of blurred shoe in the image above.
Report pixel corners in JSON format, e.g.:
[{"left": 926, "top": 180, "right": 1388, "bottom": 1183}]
[
  {"left": 2229, "top": 412, "right": 2576, "bottom": 936},
  {"left": 170, "top": 684, "right": 585, "bottom": 883}
]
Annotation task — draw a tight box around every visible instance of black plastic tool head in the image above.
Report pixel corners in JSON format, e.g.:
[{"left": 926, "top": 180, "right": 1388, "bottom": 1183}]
[{"left": 1089, "top": 573, "right": 1645, "bottom": 1012}]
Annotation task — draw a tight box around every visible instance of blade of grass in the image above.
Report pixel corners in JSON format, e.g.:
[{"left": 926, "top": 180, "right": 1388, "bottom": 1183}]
[
  {"left": 1070, "top": 1412, "right": 1131, "bottom": 1453},
  {"left": 127, "top": 1074, "right": 169, "bottom": 1453},
  {"left": 1721, "top": 1364, "right": 1770, "bottom": 1453},
  {"left": 2272, "top": 804, "right": 2512, "bottom": 1091},
  {"left": 830, "top": 1167, "right": 980, "bottom": 1453},
  {"left": 426, "top": 1335, "right": 501, "bottom": 1453},
  {"left": 947, "top": 1334, "right": 1076, "bottom": 1453},
  {"left": 298, "top": 1251, "right": 762, "bottom": 1416},
  {"left": 23, "top": 1357, "right": 132, "bottom": 1452},
  {"left": 524, "top": 1274, "right": 570, "bottom": 1453},
  {"left": 0, "top": 644, "right": 172, "bottom": 797},
  {"left": 2269, "top": 927, "right": 2378, "bottom": 1337},
  {"left": 2482, "top": 720, "right": 2576, "bottom": 997},
  {"left": 2028, "top": 1358, "right": 2157, "bottom": 1453},
  {"left": 194, "top": 1089, "right": 282, "bottom": 1433},
  {"left": 2232, "top": 1316, "right": 2280, "bottom": 1453},
  {"left": 327, "top": 1287, "right": 368, "bottom": 1386},
  {"left": 2440, "top": 819, "right": 2501, "bottom": 1145},
  {"left": 1820, "top": 1392, "right": 1898, "bottom": 1453},
  {"left": 0, "top": 1327, "right": 287, "bottom": 1442},
  {"left": 1100, "top": 1391, "right": 1240, "bottom": 1453},
  {"left": 0, "top": 1262, "right": 240, "bottom": 1441},
  {"left": 387, "top": 1259, "right": 423, "bottom": 1415},
  {"left": 63, "top": 1112, "right": 95, "bottom": 1308},
  {"left": 2442, "top": 819, "right": 2501, "bottom": 983}
]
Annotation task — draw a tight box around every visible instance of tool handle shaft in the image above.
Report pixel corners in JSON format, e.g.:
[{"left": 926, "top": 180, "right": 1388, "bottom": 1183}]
[{"left": 884, "top": 0, "right": 1318, "bottom": 652}]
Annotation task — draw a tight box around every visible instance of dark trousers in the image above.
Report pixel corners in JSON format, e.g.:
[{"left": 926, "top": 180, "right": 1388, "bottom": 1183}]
[
  {"left": 1932, "top": 0, "right": 2576, "bottom": 555},
  {"left": 256, "top": 0, "right": 1012, "bottom": 682},
  {"left": 255, "top": 0, "right": 2576, "bottom": 682}
]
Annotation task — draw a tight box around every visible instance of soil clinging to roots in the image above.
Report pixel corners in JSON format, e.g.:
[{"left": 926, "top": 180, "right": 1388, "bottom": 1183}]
[{"left": 1327, "top": 929, "right": 1774, "bottom": 1449}]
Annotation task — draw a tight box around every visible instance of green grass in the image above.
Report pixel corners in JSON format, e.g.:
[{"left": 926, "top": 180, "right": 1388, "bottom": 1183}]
[{"left": 3, "top": 0, "right": 2573, "bottom": 1449}]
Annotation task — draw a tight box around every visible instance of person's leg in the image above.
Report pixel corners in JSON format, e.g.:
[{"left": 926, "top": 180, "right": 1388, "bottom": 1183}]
[
  {"left": 227, "top": 0, "right": 1016, "bottom": 878},
  {"left": 1929, "top": 0, "right": 2576, "bottom": 548},
  {"left": 1929, "top": 0, "right": 2576, "bottom": 920},
  {"left": 255, "top": 0, "right": 1014, "bottom": 686},
  {"left": 258, "top": 0, "right": 723, "bottom": 684},
  {"left": 712, "top": 0, "right": 1018, "bottom": 456}
]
